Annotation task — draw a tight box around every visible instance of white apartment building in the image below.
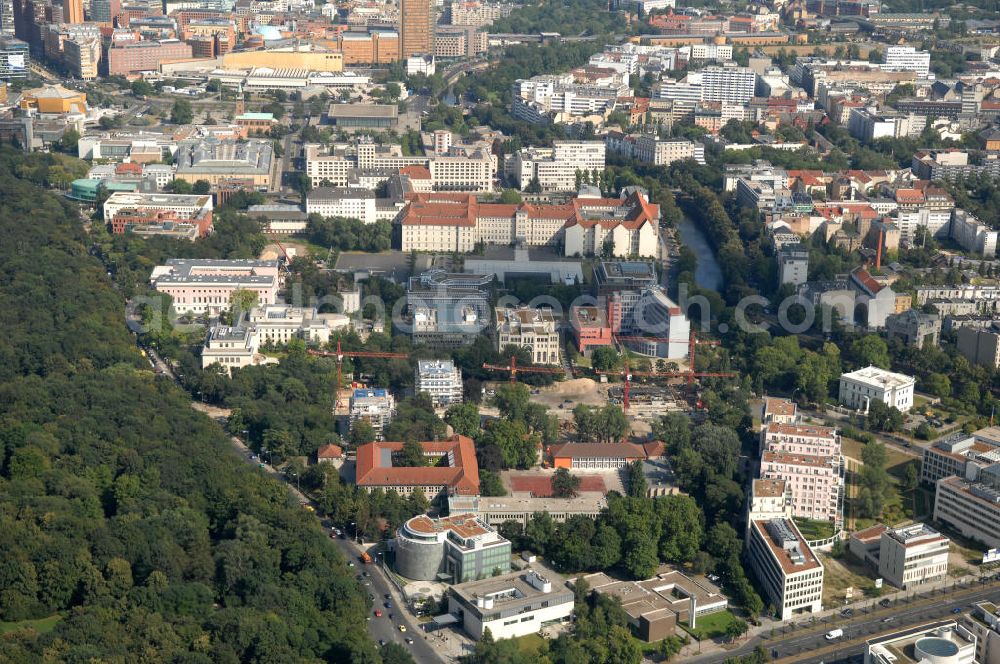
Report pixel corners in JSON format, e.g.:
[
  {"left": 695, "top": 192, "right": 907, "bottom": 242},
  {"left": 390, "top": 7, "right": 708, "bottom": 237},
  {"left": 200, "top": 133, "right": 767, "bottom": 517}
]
[
  {"left": 892, "top": 208, "right": 952, "bottom": 244},
  {"left": 305, "top": 187, "right": 377, "bottom": 224},
  {"left": 839, "top": 366, "right": 916, "bottom": 413},
  {"left": 848, "top": 108, "right": 926, "bottom": 143},
  {"left": 878, "top": 523, "right": 950, "bottom": 590},
  {"left": 349, "top": 389, "right": 396, "bottom": 441},
  {"left": 414, "top": 359, "right": 464, "bottom": 408},
  {"left": 747, "top": 518, "right": 824, "bottom": 621},
  {"left": 934, "top": 476, "right": 1000, "bottom": 549},
  {"left": 103, "top": 192, "right": 213, "bottom": 223},
  {"left": 511, "top": 142, "right": 606, "bottom": 191},
  {"left": 304, "top": 144, "right": 353, "bottom": 185},
  {"left": 605, "top": 133, "right": 705, "bottom": 167},
  {"left": 447, "top": 569, "right": 575, "bottom": 640},
  {"left": 495, "top": 306, "right": 559, "bottom": 365},
  {"left": 883, "top": 45, "right": 931, "bottom": 78},
  {"left": 867, "top": 622, "right": 977, "bottom": 664},
  {"left": 696, "top": 64, "right": 757, "bottom": 105},
  {"left": 951, "top": 209, "right": 999, "bottom": 258},
  {"left": 760, "top": 451, "right": 843, "bottom": 524},
  {"left": 747, "top": 479, "right": 794, "bottom": 534},
  {"left": 150, "top": 259, "right": 281, "bottom": 315},
  {"left": 761, "top": 423, "right": 840, "bottom": 457}
]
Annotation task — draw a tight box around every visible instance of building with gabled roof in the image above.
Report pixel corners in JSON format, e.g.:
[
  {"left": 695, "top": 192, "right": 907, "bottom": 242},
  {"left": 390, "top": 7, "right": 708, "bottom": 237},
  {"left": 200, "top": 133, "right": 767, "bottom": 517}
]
[{"left": 354, "top": 434, "right": 480, "bottom": 496}]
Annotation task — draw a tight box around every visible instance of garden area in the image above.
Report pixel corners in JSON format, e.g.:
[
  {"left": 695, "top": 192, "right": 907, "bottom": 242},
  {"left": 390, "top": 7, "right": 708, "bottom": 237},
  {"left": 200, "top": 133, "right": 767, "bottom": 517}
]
[
  {"left": 681, "top": 609, "right": 744, "bottom": 641},
  {"left": 792, "top": 517, "right": 837, "bottom": 541}
]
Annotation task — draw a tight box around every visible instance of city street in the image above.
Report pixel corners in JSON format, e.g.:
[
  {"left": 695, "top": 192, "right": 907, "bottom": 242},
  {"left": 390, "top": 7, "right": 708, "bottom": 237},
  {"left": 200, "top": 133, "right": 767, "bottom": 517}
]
[{"left": 683, "top": 581, "right": 1000, "bottom": 664}]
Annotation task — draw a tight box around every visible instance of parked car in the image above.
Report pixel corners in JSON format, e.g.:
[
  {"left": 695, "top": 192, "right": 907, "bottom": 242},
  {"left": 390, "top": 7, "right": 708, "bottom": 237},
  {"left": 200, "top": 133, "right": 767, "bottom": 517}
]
[
  {"left": 374, "top": 609, "right": 382, "bottom": 617},
  {"left": 825, "top": 629, "right": 844, "bottom": 641}
]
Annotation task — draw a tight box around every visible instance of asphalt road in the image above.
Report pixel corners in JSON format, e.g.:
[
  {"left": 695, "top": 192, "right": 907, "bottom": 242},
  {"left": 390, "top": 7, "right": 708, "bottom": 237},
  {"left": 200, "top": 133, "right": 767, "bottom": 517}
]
[
  {"left": 685, "top": 581, "right": 1000, "bottom": 664},
  {"left": 145, "top": 348, "right": 447, "bottom": 663}
]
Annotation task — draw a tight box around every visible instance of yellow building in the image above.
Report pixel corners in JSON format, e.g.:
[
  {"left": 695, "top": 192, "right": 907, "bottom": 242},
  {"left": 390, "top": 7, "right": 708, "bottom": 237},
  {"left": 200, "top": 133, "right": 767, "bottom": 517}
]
[
  {"left": 222, "top": 47, "right": 344, "bottom": 72},
  {"left": 19, "top": 84, "right": 88, "bottom": 114}
]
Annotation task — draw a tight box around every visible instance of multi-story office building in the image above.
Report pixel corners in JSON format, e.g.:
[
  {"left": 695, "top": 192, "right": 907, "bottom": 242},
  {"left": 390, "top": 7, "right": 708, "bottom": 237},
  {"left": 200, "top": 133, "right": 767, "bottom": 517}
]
[
  {"left": 921, "top": 434, "right": 1000, "bottom": 486},
  {"left": 848, "top": 107, "right": 926, "bottom": 143},
  {"left": 777, "top": 244, "right": 809, "bottom": 287},
  {"left": 760, "top": 451, "right": 843, "bottom": 524},
  {"left": 626, "top": 287, "right": 691, "bottom": 359},
  {"left": 405, "top": 269, "right": 492, "bottom": 348},
  {"left": 103, "top": 192, "right": 213, "bottom": 235},
  {"left": 933, "top": 475, "right": 1000, "bottom": 548},
  {"left": 305, "top": 187, "right": 377, "bottom": 224},
  {"left": 62, "top": 35, "right": 99, "bottom": 79},
  {"left": 355, "top": 435, "right": 480, "bottom": 495},
  {"left": 0, "top": 36, "right": 28, "bottom": 78},
  {"left": 399, "top": 0, "right": 432, "bottom": 56},
  {"left": 495, "top": 306, "right": 559, "bottom": 365},
  {"left": 447, "top": 568, "right": 574, "bottom": 640},
  {"left": 593, "top": 260, "right": 658, "bottom": 333},
  {"left": 511, "top": 141, "right": 606, "bottom": 192},
  {"left": 107, "top": 39, "right": 191, "bottom": 75},
  {"left": 960, "top": 603, "right": 1000, "bottom": 664},
  {"left": 247, "top": 305, "right": 340, "bottom": 346},
  {"left": 0, "top": 0, "right": 13, "bottom": 36},
  {"left": 761, "top": 423, "right": 840, "bottom": 457},
  {"left": 866, "top": 621, "right": 977, "bottom": 664},
  {"left": 338, "top": 28, "right": 400, "bottom": 65},
  {"left": 63, "top": 0, "right": 82, "bottom": 23},
  {"left": 150, "top": 258, "right": 280, "bottom": 315},
  {"left": 414, "top": 359, "right": 463, "bottom": 408},
  {"left": 877, "top": 523, "right": 949, "bottom": 590},
  {"left": 90, "top": 0, "right": 120, "bottom": 23},
  {"left": 394, "top": 513, "right": 510, "bottom": 582},
  {"left": 838, "top": 366, "right": 915, "bottom": 413},
  {"left": 883, "top": 45, "right": 931, "bottom": 77},
  {"left": 747, "top": 518, "right": 824, "bottom": 621},
  {"left": 349, "top": 388, "right": 396, "bottom": 441}
]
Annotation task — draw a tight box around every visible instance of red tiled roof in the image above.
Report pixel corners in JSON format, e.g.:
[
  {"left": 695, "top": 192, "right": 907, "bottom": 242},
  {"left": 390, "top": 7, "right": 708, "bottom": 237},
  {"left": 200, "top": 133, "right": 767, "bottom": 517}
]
[
  {"left": 549, "top": 442, "right": 648, "bottom": 459},
  {"left": 354, "top": 435, "right": 479, "bottom": 495},
  {"left": 851, "top": 266, "right": 883, "bottom": 295},
  {"left": 317, "top": 443, "right": 343, "bottom": 458},
  {"left": 399, "top": 165, "right": 431, "bottom": 179}
]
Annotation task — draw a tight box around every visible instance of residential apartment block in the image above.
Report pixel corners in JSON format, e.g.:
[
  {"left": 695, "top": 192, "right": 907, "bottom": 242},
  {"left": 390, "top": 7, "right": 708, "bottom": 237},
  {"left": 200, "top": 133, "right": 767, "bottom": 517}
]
[
  {"left": 605, "top": 133, "right": 706, "bottom": 167},
  {"left": 760, "top": 451, "right": 843, "bottom": 524},
  {"left": 108, "top": 39, "right": 192, "bottom": 75},
  {"left": 958, "top": 325, "right": 1000, "bottom": 370},
  {"left": 877, "top": 523, "right": 950, "bottom": 590},
  {"left": 414, "top": 359, "right": 463, "bottom": 408},
  {"left": 349, "top": 388, "right": 396, "bottom": 441},
  {"left": 761, "top": 423, "right": 840, "bottom": 457},
  {"left": 495, "top": 306, "right": 559, "bottom": 365},
  {"left": 747, "top": 478, "right": 794, "bottom": 533},
  {"left": 747, "top": 518, "right": 824, "bottom": 621},
  {"left": 305, "top": 187, "right": 377, "bottom": 224},
  {"left": 150, "top": 258, "right": 280, "bottom": 315}
]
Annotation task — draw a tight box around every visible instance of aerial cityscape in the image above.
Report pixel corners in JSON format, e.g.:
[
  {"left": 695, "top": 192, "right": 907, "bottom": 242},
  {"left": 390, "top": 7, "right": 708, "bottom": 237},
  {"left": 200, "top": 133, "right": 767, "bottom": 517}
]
[{"left": 2, "top": 0, "right": 1000, "bottom": 661}]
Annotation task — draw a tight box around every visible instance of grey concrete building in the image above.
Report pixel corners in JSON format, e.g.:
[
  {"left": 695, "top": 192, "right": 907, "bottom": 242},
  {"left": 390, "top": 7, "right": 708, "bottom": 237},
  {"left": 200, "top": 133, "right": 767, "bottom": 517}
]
[{"left": 886, "top": 309, "right": 941, "bottom": 348}]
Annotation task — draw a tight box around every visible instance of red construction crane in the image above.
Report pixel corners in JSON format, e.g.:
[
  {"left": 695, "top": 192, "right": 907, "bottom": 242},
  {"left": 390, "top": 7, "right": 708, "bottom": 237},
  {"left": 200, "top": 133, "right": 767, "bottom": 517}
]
[
  {"left": 482, "top": 355, "right": 565, "bottom": 383},
  {"left": 307, "top": 341, "right": 408, "bottom": 409},
  {"left": 595, "top": 355, "right": 672, "bottom": 412},
  {"left": 267, "top": 235, "right": 293, "bottom": 272}
]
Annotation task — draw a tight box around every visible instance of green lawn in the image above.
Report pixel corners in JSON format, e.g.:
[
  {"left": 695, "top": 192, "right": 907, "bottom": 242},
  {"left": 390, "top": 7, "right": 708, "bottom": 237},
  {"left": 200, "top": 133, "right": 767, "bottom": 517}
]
[
  {"left": 514, "top": 633, "right": 547, "bottom": 656},
  {"left": 0, "top": 614, "right": 62, "bottom": 635},
  {"left": 681, "top": 609, "right": 742, "bottom": 640},
  {"left": 793, "top": 517, "right": 836, "bottom": 541}
]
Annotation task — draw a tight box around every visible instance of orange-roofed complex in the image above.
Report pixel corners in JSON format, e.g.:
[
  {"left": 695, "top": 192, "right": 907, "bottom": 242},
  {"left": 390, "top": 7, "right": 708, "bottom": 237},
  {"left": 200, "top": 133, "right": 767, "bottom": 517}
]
[
  {"left": 397, "top": 190, "right": 659, "bottom": 258},
  {"left": 354, "top": 435, "right": 479, "bottom": 497}
]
